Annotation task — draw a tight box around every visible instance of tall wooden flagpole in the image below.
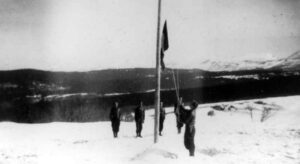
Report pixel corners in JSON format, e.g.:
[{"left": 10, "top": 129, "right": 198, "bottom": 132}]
[{"left": 154, "top": 0, "right": 162, "bottom": 143}]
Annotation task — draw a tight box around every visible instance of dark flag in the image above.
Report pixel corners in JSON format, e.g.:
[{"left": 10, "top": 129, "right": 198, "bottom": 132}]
[{"left": 161, "top": 21, "right": 169, "bottom": 70}]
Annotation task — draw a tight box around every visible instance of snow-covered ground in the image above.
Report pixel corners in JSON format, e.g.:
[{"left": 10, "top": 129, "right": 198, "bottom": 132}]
[{"left": 1, "top": 96, "right": 300, "bottom": 164}]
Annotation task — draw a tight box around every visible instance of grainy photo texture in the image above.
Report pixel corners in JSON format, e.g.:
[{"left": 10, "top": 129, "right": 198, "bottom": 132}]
[{"left": 0, "top": 0, "right": 299, "bottom": 163}]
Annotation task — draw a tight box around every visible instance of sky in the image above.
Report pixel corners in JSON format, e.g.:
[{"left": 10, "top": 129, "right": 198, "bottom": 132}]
[{"left": 0, "top": 0, "right": 299, "bottom": 71}]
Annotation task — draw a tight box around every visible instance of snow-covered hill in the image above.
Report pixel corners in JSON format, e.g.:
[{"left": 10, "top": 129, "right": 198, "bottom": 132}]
[
  {"left": 0, "top": 96, "right": 299, "bottom": 164},
  {"left": 271, "top": 51, "right": 300, "bottom": 71},
  {"left": 199, "top": 51, "right": 300, "bottom": 72},
  {"left": 199, "top": 59, "right": 280, "bottom": 72}
]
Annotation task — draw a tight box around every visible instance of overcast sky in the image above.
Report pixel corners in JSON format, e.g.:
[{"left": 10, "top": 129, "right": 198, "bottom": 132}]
[{"left": 0, "top": 0, "right": 299, "bottom": 71}]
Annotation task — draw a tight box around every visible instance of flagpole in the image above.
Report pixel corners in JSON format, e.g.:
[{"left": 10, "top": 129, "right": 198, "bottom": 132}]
[{"left": 154, "top": 0, "right": 162, "bottom": 144}]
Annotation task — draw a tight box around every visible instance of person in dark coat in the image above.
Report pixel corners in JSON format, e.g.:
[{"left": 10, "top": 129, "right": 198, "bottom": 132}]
[
  {"left": 174, "top": 97, "right": 184, "bottom": 134},
  {"left": 135, "top": 101, "right": 145, "bottom": 137},
  {"left": 110, "top": 102, "right": 121, "bottom": 138},
  {"left": 159, "top": 102, "right": 166, "bottom": 136},
  {"left": 179, "top": 100, "right": 198, "bottom": 156}
]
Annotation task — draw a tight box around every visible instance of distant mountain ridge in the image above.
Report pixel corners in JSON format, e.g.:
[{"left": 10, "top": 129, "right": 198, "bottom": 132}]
[
  {"left": 199, "top": 50, "right": 300, "bottom": 72},
  {"left": 271, "top": 51, "right": 300, "bottom": 71},
  {"left": 1, "top": 52, "right": 300, "bottom": 98}
]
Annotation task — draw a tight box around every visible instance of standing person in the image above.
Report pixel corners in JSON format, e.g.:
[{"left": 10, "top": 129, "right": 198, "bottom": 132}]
[
  {"left": 179, "top": 100, "right": 198, "bottom": 156},
  {"left": 159, "top": 102, "right": 166, "bottom": 136},
  {"left": 174, "top": 97, "right": 184, "bottom": 133},
  {"left": 109, "top": 102, "right": 121, "bottom": 138},
  {"left": 134, "top": 101, "right": 145, "bottom": 137}
]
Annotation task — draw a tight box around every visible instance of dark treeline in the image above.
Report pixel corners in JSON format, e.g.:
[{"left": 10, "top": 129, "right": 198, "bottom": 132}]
[{"left": 0, "top": 68, "right": 300, "bottom": 123}]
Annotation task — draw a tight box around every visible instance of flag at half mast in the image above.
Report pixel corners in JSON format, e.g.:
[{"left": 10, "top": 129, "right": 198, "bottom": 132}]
[{"left": 161, "top": 21, "right": 169, "bottom": 70}]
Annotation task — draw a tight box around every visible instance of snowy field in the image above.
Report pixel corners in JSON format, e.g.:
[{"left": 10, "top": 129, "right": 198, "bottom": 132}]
[{"left": 0, "top": 96, "right": 300, "bottom": 164}]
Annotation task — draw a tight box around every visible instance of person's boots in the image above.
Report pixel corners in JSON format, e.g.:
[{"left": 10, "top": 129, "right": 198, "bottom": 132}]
[
  {"left": 189, "top": 150, "right": 194, "bottom": 157},
  {"left": 178, "top": 128, "right": 181, "bottom": 134},
  {"left": 159, "top": 132, "right": 162, "bottom": 136},
  {"left": 113, "top": 132, "right": 117, "bottom": 138}
]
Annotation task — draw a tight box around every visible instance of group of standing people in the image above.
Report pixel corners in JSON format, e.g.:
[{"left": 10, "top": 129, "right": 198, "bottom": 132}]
[
  {"left": 109, "top": 98, "right": 198, "bottom": 157},
  {"left": 109, "top": 101, "right": 166, "bottom": 138},
  {"left": 134, "top": 101, "right": 166, "bottom": 137}
]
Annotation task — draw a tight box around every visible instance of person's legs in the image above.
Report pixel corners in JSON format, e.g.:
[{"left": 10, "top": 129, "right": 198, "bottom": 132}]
[
  {"left": 115, "top": 120, "right": 120, "bottom": 137},
  {"left": 136, "top": 122, "right": 139, "bottom": 137},
  {"left": 111, "top": 121, "right": 115, "bottom": 137},
  {"left": 159, "top": 118, "right": 164, "bottom": 135},
  {"left": 177, "top": 121, "right": 183, "bottom": 134},
  {"left": 111, "top": 121, "right": 116, "bottom": 137},
  {"left": 189, "top": 127, "right": 196, "bottom": 156},
  {"left": 139, "top": 123, "right": 143, "bottom": 137},
  {"left": 184, "top": 125, "right": 196, "bottom": 156},
  {"left": 135, "top": 122, "right": 143, "bottom": 137},
  {"left": 184, "top": 126, "right": 190, "bottom": 150}
]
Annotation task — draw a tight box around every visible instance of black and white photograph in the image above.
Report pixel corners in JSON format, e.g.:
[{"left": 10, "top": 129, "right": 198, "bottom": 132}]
[{"left": 0, "top": 0, "right": 300, "bottom": 163}]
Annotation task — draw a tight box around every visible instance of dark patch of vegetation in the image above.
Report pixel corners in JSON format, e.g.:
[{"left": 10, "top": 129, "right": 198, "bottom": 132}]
[{"left": 0, "top": 68, "right": 300, "bottom": 123}]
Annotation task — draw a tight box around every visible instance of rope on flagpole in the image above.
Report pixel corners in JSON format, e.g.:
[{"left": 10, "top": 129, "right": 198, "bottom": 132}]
[
  {"left": 176, "top": 69, "right": 179, "bottom": 97},
  {"left": 172, "top": 68, "right": 179, "bottom": 101},
  {"left": 172, "top": 68, "right": 183, "bottom": 124}
]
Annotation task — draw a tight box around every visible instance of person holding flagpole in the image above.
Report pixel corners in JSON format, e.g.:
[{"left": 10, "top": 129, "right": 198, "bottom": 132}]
[
  {"left": 174, "top": 97, "right": 184, "bottom": 134},
  {"left": 179, "top": 100, "right": 199, "bottom": 156}
]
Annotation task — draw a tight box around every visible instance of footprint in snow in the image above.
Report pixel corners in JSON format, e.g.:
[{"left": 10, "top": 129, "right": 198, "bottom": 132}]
[
  {"left": 73, "top": 140, "right": 88, "bottom": 144},
  {"left": 131, "top": 148, "right": 178, "bottom": 161},
  {"left": 198, "top": 148, "right": 231, "bottom": 157}
]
